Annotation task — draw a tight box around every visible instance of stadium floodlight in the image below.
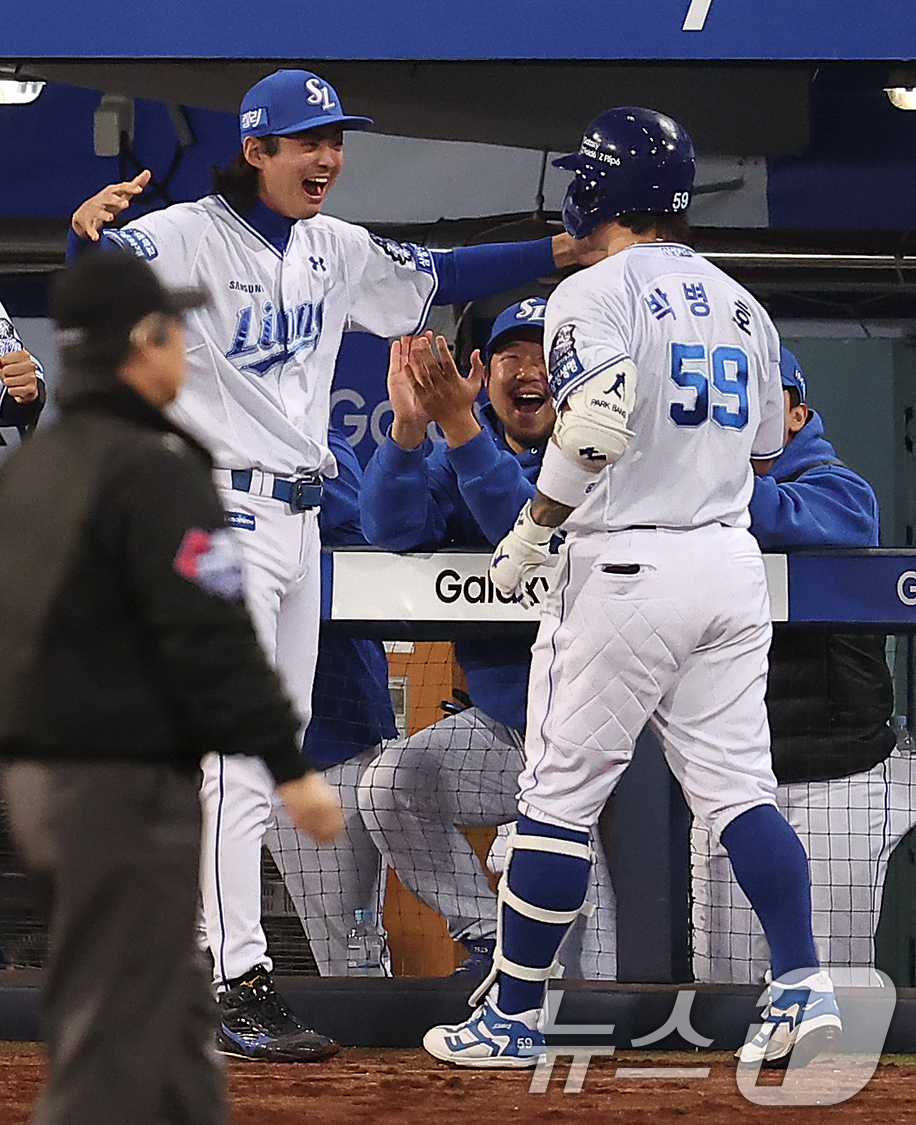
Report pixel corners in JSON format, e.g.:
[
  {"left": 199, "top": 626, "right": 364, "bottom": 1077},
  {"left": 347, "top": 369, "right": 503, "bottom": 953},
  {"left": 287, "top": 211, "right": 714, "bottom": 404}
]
[
  {"left": 0, "top": 80, "right": 45, "bottom": 105},
  {"left": 885, "top": 67, "right": 916, "bottom": 110}
]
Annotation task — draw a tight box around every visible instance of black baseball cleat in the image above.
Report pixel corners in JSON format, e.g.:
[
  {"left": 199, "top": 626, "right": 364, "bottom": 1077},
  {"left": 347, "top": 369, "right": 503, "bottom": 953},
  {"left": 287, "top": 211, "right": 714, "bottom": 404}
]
[{"left": 216, "top": 965, "right": 340, "bottom": 1062}]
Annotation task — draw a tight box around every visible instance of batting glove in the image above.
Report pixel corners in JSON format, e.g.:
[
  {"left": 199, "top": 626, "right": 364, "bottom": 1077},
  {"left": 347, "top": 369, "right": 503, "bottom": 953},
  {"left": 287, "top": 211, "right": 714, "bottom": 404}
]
[{"left": 489, "top": 500, "right": 556, "bottom": 608}]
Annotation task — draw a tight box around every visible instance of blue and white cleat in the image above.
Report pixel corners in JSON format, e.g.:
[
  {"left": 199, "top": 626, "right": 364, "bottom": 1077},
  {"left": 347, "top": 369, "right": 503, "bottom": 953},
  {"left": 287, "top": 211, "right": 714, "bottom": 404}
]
[
  {"left": 737, "top": 969, "right": 842, "bottom": 1068},
  {"left": 423, "top": 999, "right": 545, "bottom": 1068}
]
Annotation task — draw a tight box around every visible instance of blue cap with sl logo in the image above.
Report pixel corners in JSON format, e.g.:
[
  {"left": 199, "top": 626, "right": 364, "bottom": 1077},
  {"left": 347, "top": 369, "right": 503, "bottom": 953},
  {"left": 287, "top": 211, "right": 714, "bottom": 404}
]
[
  {"left": 239, "top": 70, "right": 373, "bottom": 141},
  {"left": 779, "top": 346, "right": 808, "bottom": 403},
  {"left": 486, "top": 298, "right": 547, "bottom": 362}
]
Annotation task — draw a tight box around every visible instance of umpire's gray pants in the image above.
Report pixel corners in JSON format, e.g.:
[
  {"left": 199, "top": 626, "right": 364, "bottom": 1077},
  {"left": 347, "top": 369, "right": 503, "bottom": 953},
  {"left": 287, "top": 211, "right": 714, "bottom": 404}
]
[
  {"left": 2, "top": 760, "right": 225, "bottom": 1125},
  {"left": 357, "top": 707, "right": 617, "bottom": 979}
]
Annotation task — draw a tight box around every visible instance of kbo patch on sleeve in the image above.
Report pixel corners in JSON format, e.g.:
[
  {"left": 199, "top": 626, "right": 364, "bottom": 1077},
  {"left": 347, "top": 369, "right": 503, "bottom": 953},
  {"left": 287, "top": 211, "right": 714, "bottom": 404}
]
[
  {"left": 105, "top": 228, "right": 158, "bottom": 260},
  {"left": 173, "top": 527, "right": 244, "bottom": 600},
  {"left": 548, "top": 323, "right": 585, "bottom": 403}
]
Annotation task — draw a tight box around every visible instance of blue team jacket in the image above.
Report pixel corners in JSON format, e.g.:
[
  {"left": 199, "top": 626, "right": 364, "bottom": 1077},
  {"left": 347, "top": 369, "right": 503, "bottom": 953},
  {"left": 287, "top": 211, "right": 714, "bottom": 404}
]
[
  {"left": 361, "top": 406, "right": 546, "bottom": 733},
  {"left": 749, "top": 411, "right": 879, "bottom": 548},
  {"left": 305, "top": 430, "right": 398, "bottom": 768}
]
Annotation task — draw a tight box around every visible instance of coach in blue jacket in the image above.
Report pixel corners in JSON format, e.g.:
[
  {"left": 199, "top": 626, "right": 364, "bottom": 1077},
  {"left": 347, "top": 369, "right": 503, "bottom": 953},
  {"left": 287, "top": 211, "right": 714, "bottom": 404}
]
[
  {"left": 357, "top": 300, "right": 616, "bottom": 981},
  {"left": 693, "top": 347, "right": 910, "bottom": 983}
]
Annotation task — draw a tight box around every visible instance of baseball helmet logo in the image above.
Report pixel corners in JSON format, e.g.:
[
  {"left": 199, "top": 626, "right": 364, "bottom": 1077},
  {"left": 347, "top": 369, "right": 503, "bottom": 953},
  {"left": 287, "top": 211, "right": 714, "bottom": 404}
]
[{"left": 554, "top": 107, "right": 696, "bottom": 240}]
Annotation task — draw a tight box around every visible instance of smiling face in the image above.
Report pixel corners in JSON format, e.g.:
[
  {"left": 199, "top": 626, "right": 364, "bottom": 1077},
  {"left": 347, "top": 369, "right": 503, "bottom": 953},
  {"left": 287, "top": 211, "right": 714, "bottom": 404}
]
[
  {"left": 485, "top": 333, "right": 556, "bottom": 452},
  {"left": 244, "top": 125, "right": 344, "bottom": 220}
]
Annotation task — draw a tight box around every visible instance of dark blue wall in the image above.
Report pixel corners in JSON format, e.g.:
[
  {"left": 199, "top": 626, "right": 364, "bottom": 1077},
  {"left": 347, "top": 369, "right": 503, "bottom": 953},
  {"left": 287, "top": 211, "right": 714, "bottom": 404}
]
[
  {"left": 768, "top": 64, "right": 916, "bottom": 229},
  {"left": 0, "top": 82, "right": 237, "bottom": 217}
]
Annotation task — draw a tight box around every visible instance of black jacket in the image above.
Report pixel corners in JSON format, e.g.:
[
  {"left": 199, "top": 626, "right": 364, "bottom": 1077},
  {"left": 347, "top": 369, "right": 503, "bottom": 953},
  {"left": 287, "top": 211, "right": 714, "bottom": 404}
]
[
  {"left": 0, "top": 380, "right": 307, "bottom": 782},
  {"left": 767, "top": 629, "right": 895, "bottom": 784}
]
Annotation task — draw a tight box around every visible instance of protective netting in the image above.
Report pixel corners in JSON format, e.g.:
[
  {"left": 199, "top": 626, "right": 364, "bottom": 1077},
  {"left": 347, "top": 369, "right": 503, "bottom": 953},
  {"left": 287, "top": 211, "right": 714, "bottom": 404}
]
[{"left": 1, "top": 631, "right": 915, "bottom": 985}]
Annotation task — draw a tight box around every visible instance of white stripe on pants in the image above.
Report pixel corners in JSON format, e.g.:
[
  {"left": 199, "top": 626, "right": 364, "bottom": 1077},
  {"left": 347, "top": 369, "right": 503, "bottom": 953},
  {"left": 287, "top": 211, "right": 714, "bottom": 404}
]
[{"left": 199, "top": 492, "right": 320, "bottom": 985}]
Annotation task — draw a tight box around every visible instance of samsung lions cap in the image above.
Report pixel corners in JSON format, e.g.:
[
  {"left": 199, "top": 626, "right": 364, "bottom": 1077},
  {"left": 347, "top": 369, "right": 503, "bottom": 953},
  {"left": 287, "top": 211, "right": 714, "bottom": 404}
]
[
  {"left": 240, "top": 70, "right": 373, "bottom": 141},
  {"left": 779, "top": 347, "right": 808, "bottom": 403},
  {"left": 485, "top": 298, "right": 547, "bottom": 362}
]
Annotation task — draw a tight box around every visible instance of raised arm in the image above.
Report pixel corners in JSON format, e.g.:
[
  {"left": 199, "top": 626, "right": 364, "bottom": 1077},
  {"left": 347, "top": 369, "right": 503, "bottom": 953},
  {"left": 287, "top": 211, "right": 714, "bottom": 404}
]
[
  {"left": 359, "top": 337, "right": 453, "bottom": 551},
  {"left": 70, "top": 170, "right": 152, "bottom": 245},
  {"left": 430, "top": 234, "right": 605, "bottom": 306},
  {"left": 403, "top": 335, "right": 539, "bottom": 544}
]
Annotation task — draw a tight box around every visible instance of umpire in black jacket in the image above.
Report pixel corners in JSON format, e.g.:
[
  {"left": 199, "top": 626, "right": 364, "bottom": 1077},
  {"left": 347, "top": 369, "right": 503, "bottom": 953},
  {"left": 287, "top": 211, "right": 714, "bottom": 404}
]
[{"left": 0, "top": 252, "right": 342, "bottom": 1125}]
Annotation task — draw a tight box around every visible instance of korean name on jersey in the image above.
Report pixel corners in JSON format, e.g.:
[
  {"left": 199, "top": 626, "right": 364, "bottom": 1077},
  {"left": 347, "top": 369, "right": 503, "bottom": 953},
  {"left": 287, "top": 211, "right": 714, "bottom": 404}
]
[
  {"left": 105, "top": 196, "right": 439, "bottom": 478},
  {"left": 544, "top": 243, "right": 784, "bottom": 534}
]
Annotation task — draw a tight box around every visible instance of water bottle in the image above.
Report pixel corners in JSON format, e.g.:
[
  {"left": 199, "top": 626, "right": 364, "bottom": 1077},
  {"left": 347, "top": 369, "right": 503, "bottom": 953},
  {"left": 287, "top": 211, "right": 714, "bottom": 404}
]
[
  {"left": 891, "top": 715, "right": 915, "bottom": 754},
  {"left": 346, "top": 909, "right": 385, "bottom": 975}
]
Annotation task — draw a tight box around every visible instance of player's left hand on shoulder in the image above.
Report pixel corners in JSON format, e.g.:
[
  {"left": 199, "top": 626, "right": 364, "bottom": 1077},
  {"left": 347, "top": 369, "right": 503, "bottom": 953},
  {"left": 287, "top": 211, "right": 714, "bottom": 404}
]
[
  {"left": 551, "top": 232, "right": 607, "bottom": 270},
  {"left": 0, "top": 350, "right": 40, "bottom": 403},
  {"left": 489, "top": 500, "right": 556, "bottom": 609}
]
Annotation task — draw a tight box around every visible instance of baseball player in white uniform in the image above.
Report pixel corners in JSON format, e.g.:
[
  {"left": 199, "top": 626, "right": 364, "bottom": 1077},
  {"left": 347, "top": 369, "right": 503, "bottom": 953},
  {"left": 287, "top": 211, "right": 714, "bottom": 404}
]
[
  {"left": 69, "top": 69, "right": 596, "bottom": 1060},
  {"left": 423, "top": 107, "right": 841, "bottom": 1071}
]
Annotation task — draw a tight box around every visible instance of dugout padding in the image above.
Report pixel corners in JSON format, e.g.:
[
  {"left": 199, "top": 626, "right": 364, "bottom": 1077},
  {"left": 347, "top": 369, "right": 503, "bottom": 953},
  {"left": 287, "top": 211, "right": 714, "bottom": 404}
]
[{"left": 3, "top": 974, "right": 916, "bottom": 1051}]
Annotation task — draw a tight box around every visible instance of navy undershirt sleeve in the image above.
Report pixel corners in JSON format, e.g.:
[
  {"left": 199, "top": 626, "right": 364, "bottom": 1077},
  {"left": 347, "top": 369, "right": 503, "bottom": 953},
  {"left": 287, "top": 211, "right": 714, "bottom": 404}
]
[
  {"left": 66, "top": 228, "right": 121, "bottom": 260},
  {"left": 430, "top": 238, "right": 556, "bottom": 305}
]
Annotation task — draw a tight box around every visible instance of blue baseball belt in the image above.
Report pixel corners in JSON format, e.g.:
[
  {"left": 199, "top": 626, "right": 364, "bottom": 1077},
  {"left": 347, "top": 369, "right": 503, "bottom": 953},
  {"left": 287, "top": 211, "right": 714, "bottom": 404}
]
[{"left": 215, "top": 468, "right": 323, "bottom": 512}]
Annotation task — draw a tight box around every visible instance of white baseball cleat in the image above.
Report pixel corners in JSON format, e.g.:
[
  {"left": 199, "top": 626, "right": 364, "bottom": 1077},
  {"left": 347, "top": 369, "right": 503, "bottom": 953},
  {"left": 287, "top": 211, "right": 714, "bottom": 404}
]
[
  {"left": 423, "top": 999, "right": 545, "bottom": 1068},
  {"left": 736, "top": 969, "right": 842, "bottom": 1068}
]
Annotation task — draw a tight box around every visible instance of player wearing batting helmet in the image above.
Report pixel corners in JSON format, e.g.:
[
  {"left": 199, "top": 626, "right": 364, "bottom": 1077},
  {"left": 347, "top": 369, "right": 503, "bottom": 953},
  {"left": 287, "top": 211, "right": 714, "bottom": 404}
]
[{"left": 424, "top": 107, "right": 841, "bottom": 1071}]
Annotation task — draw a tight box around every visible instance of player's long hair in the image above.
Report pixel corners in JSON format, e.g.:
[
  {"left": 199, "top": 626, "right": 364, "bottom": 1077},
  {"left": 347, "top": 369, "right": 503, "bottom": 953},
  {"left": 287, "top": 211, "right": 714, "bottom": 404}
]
[
  {"left": 618, "top": 212, "right": 693, "bottom": 246},
  {"left": 210, "top": 136, "right": 280, "bottom": 214}
]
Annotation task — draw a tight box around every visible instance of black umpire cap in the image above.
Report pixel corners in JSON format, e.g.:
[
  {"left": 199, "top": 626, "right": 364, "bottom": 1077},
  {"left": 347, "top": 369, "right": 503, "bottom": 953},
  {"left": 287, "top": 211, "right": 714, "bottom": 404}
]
[
  {"left": 52, "top": 250, "right": 207, "bottom": 350},
  {"left": 51, "top": 251, "right": 207, "bottom": 398}
]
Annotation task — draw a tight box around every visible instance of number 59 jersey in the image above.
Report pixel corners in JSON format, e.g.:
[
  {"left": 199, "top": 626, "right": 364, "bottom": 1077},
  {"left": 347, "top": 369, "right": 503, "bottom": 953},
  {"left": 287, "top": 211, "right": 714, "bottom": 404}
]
[{"left": 544, "top": 242, "right": 784, "bottom": 533}]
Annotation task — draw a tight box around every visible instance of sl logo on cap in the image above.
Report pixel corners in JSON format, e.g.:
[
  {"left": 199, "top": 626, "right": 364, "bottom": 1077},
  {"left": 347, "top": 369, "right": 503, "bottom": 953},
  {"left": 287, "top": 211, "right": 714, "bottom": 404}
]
[
  {"left": 305, "top": 78, "right": 336, "bottom": 112},
  {"left": 516, "top": 299, "right": 546, "bottom": 323}
]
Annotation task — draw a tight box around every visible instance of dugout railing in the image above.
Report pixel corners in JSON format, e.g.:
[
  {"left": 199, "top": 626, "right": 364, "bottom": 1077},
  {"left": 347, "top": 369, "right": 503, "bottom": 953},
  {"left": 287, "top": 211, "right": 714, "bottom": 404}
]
[{"left": 3, "top": 546, "right": 916, "bottom": 1050}]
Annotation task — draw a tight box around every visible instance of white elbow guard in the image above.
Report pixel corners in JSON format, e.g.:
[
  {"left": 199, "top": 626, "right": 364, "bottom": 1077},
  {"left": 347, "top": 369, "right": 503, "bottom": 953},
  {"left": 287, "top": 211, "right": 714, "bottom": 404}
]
[{"left": 553, "top": 359, "right": 637, "bottom": 472}]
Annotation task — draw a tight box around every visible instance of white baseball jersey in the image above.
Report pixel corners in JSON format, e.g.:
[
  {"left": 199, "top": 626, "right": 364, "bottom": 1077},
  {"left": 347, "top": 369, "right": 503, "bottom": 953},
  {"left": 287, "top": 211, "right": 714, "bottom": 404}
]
[
  {"left": 544, "top": 242, "right": 784, "bottom": 533},
  {"left": 105, "top": 196, "right": 438, "bottom": 476}
]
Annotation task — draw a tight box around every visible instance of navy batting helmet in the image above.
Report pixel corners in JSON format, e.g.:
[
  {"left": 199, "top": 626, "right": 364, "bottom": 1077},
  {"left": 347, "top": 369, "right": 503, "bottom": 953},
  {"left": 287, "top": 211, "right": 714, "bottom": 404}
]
[{"left": 553, "top": 107, "right": 696, "bottom": 240}]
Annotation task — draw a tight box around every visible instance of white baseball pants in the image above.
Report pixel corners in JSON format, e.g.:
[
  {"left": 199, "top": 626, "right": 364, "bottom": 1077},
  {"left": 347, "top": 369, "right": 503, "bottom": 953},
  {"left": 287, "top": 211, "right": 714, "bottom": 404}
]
[
  {"left": 519, "top": 524, "right": 778, "bottom": 837},
  {"left": 199, "top": 490, "right": 320, "bottom": 986}
]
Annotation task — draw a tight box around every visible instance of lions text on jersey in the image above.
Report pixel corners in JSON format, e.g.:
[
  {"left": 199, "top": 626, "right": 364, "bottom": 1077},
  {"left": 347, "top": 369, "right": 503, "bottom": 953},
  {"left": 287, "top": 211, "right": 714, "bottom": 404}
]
[{"left": 104, "top": 196, "right": 438, "bottom": 477}]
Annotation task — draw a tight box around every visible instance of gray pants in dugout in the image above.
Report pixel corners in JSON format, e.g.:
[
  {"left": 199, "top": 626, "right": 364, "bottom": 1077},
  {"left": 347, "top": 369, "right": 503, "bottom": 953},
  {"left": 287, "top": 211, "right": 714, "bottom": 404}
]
[
  {"left": 358, "top": 707, "right": 618, "bottom": 979},
  {"left": 2, "top": 760, "right": 225, "bottom": 1125}
]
